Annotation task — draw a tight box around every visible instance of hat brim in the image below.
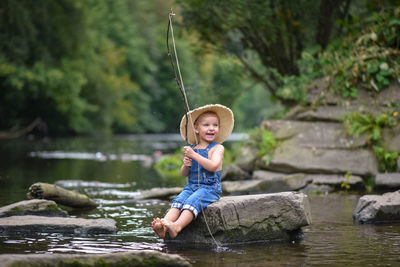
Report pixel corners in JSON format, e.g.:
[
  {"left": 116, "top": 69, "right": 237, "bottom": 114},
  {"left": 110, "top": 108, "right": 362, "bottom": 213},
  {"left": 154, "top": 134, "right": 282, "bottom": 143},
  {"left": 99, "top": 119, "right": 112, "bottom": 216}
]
[{"left": 180, "top": 104, "right": 234, "bottom": 145}]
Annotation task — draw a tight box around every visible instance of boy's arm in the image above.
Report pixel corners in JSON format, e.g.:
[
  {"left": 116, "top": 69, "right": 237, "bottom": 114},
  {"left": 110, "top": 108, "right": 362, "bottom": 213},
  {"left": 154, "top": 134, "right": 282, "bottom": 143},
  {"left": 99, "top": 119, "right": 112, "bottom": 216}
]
[{"left": 184, "top": 145, "right": 224, "bottom": 172}]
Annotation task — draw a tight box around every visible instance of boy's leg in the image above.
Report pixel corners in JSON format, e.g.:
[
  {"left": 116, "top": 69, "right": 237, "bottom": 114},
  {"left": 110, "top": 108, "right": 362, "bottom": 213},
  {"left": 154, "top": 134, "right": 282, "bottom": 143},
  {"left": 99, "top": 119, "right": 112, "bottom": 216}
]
[
  {"left": 162, "top": 210, "right": 194, "bottom": 239},
  {"left": 162, "top": 187, "right": 220, "bottom": 238},
  {"left": 152, "top": 208, "right": 181, "bottom": 239},
  {"left": 163, "top": 207, "right": 181, "bottom": 222}
]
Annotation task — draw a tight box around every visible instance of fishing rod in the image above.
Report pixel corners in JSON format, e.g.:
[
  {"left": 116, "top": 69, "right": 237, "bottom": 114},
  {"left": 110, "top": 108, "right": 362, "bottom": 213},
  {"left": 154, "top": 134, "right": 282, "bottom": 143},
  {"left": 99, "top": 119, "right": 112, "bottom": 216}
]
[{"left": 167, "top": 9, "right": 191, "bottom": 144}]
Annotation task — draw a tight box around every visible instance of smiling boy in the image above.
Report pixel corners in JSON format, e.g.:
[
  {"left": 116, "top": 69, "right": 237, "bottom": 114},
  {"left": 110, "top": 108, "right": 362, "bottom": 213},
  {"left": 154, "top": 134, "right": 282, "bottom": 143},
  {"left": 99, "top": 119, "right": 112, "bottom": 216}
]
[{"left": 152, "top": 104, "right": 234, "bottom": 239}]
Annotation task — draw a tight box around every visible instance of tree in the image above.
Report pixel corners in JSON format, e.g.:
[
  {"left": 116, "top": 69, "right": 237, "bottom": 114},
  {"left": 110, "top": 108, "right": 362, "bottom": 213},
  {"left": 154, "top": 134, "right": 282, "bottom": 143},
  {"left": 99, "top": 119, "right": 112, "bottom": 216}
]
[{"left": 177, "top": 0, "right": 354, "bottom": 96}]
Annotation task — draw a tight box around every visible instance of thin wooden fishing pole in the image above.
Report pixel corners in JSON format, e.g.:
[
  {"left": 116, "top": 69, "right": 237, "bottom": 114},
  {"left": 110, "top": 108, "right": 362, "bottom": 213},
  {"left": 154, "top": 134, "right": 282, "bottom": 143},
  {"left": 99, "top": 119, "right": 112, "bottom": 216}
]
[{"left": 167, "top": 9, "right": 191, "bottom": 144}]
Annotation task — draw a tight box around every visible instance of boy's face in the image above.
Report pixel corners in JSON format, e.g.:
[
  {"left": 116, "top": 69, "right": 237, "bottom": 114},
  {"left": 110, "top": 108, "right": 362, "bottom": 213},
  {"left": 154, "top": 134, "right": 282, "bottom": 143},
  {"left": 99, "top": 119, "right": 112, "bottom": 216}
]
[{"left": 195, "top": 113, "right": 220, "bottom": 143}]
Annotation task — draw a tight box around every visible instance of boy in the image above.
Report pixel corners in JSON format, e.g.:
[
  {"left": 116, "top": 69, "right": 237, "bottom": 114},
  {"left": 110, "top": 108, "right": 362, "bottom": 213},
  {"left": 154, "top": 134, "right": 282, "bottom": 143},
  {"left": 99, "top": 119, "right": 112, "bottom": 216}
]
[{"left": 152, "top": 104, "right": 234, "bottom": 239}]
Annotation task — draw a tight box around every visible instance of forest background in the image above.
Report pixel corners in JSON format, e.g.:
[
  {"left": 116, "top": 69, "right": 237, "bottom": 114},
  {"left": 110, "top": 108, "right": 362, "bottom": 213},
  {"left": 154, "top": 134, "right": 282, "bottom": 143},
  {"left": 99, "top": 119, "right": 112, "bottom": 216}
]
[{"left": 0, "top": 0, "right": 398, "bottom": 136}]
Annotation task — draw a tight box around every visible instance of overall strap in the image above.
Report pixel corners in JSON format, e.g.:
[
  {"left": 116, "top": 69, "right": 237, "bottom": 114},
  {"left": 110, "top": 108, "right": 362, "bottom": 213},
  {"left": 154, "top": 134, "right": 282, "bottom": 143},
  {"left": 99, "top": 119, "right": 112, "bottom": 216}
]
[{"left": 205, "top": 141, "right": 218, "bottom": 153}]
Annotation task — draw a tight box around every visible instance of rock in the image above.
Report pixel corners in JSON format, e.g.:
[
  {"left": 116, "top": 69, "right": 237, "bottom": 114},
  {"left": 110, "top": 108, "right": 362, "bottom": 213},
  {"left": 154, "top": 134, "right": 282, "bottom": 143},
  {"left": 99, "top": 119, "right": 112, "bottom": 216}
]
[
  {"left": 353, "top": 190, "right": 400, "bottom": 224},
  {"left": 251, "top": 171, "right": 311, "bottom": 191},
  {"left": 375, "top": 173, "right": 400, "bottom": 189},
  {"left": 300, "top": 184, "right": 333, "bottom": 194},
  {"left": 221, "top": 179, "right": 271, "bottom": 195},
  {"left": 306, "top": 77, "right": 340, "bottom": 105},
  {"left": 264, "top": 120, "right": 367, "bottom": 148},
  {"left": 222, "top": 171, "right": 311, "bottom": 194},
  {"left": 300, "top": 174, "right": 364, "bottom": 193},
  {"left": 376, "top": 82, "right": 400, "bottom": 106},
  {"left": 165, "top": 192, "right": 311, "bottom": 245},
  {"left": 398, "top": 156, "right": 400, "bottom": 170},
  {"left": 134, "top": 187, "right": 182, "bottom": 200},
  {"left": 294, "top": 106, "right": 354, "bottom": 122},
  {"left": 0, "top": 199, "right": 68, "bottom": 218},
  {"left": 382, "top": 125, "right": 400, "bottom": 153},
  {"left": 221, "top": 164, "right": 251, "bottom": 181},
  {"left": 0, "top": 215, "right": 116, "bottom": 235},
  {"left": 261, "top": 140, "right": 378, "bottom": 176},
  {"left": 235, "top": 140, "right": 258, "bottom": 171},
  {"left": 308, "top": 174, "right": 364, "bottom": 187},
  {"left": 294, "top": 105, "right": 391, "bottom": 123},
  {"left": 0, "top": 250, "right": 192, "bottom": 267}
]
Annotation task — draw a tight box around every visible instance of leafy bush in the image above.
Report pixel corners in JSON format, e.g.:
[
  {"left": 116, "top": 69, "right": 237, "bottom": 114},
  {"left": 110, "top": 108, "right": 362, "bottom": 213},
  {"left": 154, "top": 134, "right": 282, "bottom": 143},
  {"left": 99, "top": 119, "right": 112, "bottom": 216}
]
[
  {"left": 319, "top": 7, "right": 400, "bottom": 98},
  {"left": 343, "top": 110, "right": 399, "bottom": 172},
  {"left": 247, "top": 127, "right": 277, "bottom": 165},
  {"left": 373, "top": 146, "right": 399, "bottom": 172},
  {"left": 276, "top": 7, "right": 400, "bottom": 103},
  {"left": 154, "top": 150, "right": 185, "bottom": 186},
  {"left": 343, "top": 111, "right": 397, "bottom": 144}
]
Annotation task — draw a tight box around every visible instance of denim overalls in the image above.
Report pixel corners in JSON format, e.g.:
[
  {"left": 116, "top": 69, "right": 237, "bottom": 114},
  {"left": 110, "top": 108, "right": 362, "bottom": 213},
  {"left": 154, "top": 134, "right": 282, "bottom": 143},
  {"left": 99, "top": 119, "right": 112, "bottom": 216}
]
[{"left": 171, "top": 141, "right": 222, "bottom": 218}]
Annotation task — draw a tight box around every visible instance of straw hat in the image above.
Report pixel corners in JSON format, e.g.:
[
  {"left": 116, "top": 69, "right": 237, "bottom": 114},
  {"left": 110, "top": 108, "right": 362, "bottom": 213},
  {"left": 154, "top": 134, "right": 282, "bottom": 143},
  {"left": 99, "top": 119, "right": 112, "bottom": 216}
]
[{"left": 180, "top": 104, "right": 234, "bottom": 145}]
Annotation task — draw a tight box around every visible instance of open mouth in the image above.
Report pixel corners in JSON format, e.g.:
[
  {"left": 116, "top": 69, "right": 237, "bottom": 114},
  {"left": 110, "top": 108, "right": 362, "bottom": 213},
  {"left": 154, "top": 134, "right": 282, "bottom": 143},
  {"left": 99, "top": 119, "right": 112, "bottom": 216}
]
[{"left": 206, "top": 133, "right": 215, "bottom": 138}]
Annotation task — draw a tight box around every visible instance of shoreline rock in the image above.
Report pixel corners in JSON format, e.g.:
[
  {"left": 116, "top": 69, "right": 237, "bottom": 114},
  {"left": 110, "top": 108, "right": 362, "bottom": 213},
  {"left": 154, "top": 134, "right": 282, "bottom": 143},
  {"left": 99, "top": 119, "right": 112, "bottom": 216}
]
[
  {"left": 375, "top": 173, "right": 400, "bottom": 190},
  {"left": 0, "top": 215, "right": 116, "bottom": 235},
  {"left": 0, "top": 199, "right": 68, "bottom": 218},
  {"left": 353, "top": 190, "right": 400, "bottom": 224},
  {"left": 165, "top": 192, "right": 311, "bottom": 245},
  {"left": 0, "top": 250, "right": 191, "bottom": 267}
]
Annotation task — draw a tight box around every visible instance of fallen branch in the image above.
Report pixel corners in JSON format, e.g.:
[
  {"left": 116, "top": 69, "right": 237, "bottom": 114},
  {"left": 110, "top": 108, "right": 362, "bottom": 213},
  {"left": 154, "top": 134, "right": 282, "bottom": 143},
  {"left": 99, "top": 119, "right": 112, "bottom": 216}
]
[
  {"left": 27, "top": 183, "right": 97, "bottom": 209},
  {"left": 0, "top": 117, "right": 47, "bottom": 139}
]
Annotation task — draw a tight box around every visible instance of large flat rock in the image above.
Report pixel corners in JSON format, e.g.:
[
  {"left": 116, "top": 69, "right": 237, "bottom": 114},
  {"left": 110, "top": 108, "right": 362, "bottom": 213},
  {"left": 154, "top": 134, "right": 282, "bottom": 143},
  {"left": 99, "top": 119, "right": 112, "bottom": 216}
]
[
  {"left": 222, "top": 173, "right": 364, "bottom": 195},
  {"left": 0, "top": 199, "right": 68, "bottom": 218},
  {"left": 221, "top": 171, "right": 311, "bottom": 194},
  {"left": 0, "top": 250, "right": 191, "bottom": 267},
  {"left": 165, "top": 192, "right": 311, "bottom": 245},
  {"left": 0, "top": 215, "right": 116, "bottom": 235},
  {"left": 353, "top": 190, "right": 400, "bottom": 224},
  {"left": 294, "top": 105, "right": 391, "bottom": 123},
  {"left": 261, "top": 140, "right": 377, "bottom": 176},
  {"left": 265, "top": 120, "right": 367, "bottom": 148},
  {"left": 375, "top": 173, "right": 400, "bottom": 189}
]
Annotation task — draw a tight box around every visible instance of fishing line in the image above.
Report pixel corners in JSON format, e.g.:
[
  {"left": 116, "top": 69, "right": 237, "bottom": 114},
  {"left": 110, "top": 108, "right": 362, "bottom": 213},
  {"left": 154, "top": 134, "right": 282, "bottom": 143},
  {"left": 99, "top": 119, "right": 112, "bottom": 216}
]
[{"left": 167, "top": 9, "right": 221, "bottom": 248}]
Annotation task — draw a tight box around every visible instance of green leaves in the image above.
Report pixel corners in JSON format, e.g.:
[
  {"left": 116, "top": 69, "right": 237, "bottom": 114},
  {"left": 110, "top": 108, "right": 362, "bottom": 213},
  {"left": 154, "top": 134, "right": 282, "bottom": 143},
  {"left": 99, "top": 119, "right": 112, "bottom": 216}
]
[
  {"left": 373, "top": 146, "right": 399, "bottom": 172},
  {"left": 344, "top": 111, "right": 399, "bottom": 172},
  {"left": 344, "top": 111, "right": 397, "bottom": 143}
]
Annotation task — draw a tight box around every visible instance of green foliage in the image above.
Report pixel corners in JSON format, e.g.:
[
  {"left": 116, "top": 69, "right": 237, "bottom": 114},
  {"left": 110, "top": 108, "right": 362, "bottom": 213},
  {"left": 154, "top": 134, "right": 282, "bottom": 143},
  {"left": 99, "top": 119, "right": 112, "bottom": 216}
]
[
  {"left": 340, "top": 172, "right": 352, "bottom": 190},
  {"left": 318, "top": 7, "right": 400, "bottom": 98},
  {"left": 154, "top": 151, "right": 185, "bottom": 186},
  {"left": 343, "top": 110, "right": 399, "bottom": 172},
  {"left": 364, "top": 175, "right": 375, "bottom": 194},
  {"left": 232, "top": 82, "right": 285, "bottom": 131},
  {"left": 0, "top": 0, "right": 201, "bottom": 135},
  {"left": 274, "top": 6, "right": 400, "bottom": 103},
  {"left": 373, "top": 146, "right": 399, "bottom": 172},
  {"left": 343, "top": 111, "right": 397, "bottom": 144},
  {"left": 247, "top": 127, "right": 277, "bottom": 165}
]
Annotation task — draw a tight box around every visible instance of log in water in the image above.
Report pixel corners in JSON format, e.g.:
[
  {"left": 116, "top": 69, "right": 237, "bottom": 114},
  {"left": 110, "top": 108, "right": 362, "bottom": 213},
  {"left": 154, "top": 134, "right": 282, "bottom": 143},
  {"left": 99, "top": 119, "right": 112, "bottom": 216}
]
[{"left": 27, "top": 183, "right": 97, "bottom": 209}]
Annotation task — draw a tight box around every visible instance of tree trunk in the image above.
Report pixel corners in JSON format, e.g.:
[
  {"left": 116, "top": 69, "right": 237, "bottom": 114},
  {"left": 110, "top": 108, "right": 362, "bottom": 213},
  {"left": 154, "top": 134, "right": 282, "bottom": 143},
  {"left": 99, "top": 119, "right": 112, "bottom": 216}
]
[{"left": 316, "top": 0, "right": 344, "bottom": 49}]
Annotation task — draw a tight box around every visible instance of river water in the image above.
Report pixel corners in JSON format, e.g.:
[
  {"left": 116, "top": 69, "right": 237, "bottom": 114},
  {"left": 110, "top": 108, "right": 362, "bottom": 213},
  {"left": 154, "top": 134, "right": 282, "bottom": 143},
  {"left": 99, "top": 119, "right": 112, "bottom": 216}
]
[{"left": 0, "top": 135, "right": 399, "bottom": 266}]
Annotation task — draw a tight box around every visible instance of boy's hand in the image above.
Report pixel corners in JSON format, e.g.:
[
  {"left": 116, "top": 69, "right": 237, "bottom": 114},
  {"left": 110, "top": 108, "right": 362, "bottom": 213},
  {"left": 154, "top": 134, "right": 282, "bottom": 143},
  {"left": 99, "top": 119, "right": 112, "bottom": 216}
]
[
  {"left": 183, "top": 156, "right": 192, "bottom": 167},
  {"left": 183, "top": 146, "right": 196, "bottom": 159}
]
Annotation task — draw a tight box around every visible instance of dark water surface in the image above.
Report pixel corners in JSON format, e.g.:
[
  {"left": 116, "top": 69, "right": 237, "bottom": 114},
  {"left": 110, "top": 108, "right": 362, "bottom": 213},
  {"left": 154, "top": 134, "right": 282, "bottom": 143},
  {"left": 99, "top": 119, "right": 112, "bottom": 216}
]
[{"left": 1, "top": 136, "right": 399, "bottom": 266}]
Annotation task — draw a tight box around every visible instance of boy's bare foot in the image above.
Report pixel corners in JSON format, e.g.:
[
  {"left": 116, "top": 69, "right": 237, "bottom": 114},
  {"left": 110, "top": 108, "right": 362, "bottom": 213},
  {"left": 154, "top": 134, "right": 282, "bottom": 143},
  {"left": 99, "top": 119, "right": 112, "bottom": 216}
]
[
  {"left": 152, "top": 218, "right": 167, "bottom": 239},
  {"left": 161, "top": 218, "right": 180, "bottom": 239}
]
